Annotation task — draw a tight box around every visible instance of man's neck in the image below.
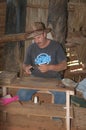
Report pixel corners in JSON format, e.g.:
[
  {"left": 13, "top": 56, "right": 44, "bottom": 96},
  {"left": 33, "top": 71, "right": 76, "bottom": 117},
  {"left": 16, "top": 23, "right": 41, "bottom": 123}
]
[{"left": 39, "top": 39, "right": 50, "bottom": 48}]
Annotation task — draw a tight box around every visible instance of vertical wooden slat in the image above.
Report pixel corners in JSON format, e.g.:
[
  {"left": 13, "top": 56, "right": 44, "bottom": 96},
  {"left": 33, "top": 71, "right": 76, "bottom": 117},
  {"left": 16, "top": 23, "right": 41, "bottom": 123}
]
[
  {"left": 25, "top": 0, "right": 49, "bottom": 53},
  {"left": 0, "top": 1, "right": 6, "bottom": 70}
]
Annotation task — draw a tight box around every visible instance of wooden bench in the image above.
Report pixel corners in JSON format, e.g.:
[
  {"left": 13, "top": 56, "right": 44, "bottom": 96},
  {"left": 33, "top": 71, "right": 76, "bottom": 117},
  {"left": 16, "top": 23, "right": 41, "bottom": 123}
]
[{"left": 1, "top": 76, "right": 75, "bottom": 130}]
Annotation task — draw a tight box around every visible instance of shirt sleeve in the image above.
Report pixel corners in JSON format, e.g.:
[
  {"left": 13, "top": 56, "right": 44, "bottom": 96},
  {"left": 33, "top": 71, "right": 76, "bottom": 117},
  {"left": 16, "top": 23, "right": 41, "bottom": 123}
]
[{"left": 56, "top": 44, "right": 67, "bottom": 63}]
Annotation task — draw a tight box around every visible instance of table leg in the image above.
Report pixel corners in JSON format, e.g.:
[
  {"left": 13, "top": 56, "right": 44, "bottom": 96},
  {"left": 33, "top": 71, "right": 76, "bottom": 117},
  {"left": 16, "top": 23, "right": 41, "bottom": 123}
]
[
  {"left": 2, "top": 87, "right": 7, "bottom": 96},
  {"left": 65, "top": 90, "right": 74, "bottom": 130},
  {"left": 66, "top": 91, "right": 70, "bottom": 130}
]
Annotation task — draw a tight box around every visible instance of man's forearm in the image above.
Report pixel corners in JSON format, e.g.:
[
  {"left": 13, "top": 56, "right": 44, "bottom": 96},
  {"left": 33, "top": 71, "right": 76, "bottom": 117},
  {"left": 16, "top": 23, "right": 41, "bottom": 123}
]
[{"left": 49, "top": 61, "right": 67, "bottom": 72}]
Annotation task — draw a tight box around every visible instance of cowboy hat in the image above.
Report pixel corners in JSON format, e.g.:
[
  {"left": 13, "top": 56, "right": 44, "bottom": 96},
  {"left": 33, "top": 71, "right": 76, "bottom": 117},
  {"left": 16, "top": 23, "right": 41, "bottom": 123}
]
[{"left": 26, "top": 22, "right": 51, "bottom": 39}]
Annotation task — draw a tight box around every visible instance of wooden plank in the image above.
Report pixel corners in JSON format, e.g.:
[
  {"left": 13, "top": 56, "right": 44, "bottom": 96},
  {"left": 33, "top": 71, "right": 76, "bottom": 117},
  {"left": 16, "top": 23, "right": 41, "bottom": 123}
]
[
  {"left": 26, "top": 3, "right": 48, "bottom": 9},
  {"left": 0, "top": 102, "right": 73, "bottom": 118},
  {"left": 0, "top": 15, "right": 6, "bottom": 18},
  {"left": 0, "top": 125, "right": 79, "bottom": 130},
  {"left": 0, "top": 71, "right": 17, "bottom": 84},
  {"left": 0, "top": 8, "right": 6, "bottom": 11},
  {"left": 0, "top": 3, "right": 6, "bottom": 9},
  {"left": 0, "top": 118, "right": 65, "bottom": 130},
  {"left": 11, "top": 77, "right": 74, "bottom": 91},
  {"left": 0, "top": 24, "right": 5, "bottom": 28},
  {"left": 0, "top": 32, "right": 5, "bottom": 36},
  {"left": 0, "top": 33, "right": 26, "bottom": 43},
  {"left": 1, "top": 77, "right": 75, "bottom": 93}
]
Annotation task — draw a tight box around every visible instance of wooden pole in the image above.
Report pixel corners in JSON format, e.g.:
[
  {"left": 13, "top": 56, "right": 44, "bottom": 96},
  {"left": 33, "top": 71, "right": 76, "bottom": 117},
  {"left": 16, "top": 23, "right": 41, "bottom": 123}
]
[{"left": 0, "top": 33, "right": 27, "bottom": 43}]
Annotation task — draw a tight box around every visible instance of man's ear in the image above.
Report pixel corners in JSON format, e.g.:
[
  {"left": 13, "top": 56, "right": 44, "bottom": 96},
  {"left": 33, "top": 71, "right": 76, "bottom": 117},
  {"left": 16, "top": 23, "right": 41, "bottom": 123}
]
[{"left": 44, "top": 32, "right": 47, "bottom": 37}]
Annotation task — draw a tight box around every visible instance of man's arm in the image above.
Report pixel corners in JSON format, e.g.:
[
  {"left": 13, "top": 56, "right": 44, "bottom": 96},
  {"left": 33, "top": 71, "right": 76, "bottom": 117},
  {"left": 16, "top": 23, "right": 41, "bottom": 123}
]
[
  {"left": 38, "top": 60, "right": 67, "bottom": 73},
  {"left": 49, "top": 60, "right": 67, "bottom": 72}
]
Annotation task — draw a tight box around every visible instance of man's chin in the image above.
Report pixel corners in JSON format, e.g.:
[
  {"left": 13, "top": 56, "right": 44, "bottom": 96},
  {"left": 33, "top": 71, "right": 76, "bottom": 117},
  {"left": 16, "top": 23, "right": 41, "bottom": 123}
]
[{"left": 37, "top": 43, "right": 42, "bottom": 47}]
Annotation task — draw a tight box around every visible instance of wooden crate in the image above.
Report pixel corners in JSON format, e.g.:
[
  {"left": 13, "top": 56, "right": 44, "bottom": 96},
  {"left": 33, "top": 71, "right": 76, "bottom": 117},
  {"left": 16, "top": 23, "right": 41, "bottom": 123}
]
[{"left": 74, "top": 106, "right": 86, "bottom": 129}]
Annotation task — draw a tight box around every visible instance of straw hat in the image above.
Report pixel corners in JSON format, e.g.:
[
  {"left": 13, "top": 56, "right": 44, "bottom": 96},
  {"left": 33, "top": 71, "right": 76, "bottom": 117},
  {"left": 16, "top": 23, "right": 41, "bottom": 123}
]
[{"left": 26, "top": 22, "right": 51, "bottom": 39}]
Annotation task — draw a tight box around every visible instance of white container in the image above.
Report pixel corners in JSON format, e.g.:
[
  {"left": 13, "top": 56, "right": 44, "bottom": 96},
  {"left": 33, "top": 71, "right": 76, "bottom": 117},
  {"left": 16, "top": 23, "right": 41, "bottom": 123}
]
[{"left": 33, "top": 96, "right": 38, "bottom": 104}]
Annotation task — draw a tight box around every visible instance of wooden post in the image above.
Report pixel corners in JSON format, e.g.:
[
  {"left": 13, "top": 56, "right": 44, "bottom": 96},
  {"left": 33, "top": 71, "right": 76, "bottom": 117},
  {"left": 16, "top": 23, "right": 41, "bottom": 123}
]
[{"left": 48, "top": 0, "right": 68, "bottom": 49}]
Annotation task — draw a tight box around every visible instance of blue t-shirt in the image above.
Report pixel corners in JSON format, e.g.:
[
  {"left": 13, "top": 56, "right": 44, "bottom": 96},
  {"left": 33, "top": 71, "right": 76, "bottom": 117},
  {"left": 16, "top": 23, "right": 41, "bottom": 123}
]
[{"left": 24, "top": 40, "right": 66, "bottom": 78}]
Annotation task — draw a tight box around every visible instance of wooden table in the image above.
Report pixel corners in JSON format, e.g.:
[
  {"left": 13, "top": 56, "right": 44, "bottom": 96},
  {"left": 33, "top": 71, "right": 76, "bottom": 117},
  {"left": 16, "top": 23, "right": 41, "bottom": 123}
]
[{"left": 2, "top": 76, "right": 75, "bottom": 130}]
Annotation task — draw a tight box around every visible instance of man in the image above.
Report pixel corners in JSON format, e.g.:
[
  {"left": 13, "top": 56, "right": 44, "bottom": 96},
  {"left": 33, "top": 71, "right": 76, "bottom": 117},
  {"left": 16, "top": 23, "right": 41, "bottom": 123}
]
[{"left": 17, "top": 22, "right": 67, "bottom": 104}]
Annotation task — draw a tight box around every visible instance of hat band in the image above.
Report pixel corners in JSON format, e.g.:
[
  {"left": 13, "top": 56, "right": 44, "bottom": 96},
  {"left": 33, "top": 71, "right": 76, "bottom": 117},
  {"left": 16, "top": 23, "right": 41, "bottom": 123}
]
[{"left": 27, "top": 29, "right": 44, "bottom": 34}]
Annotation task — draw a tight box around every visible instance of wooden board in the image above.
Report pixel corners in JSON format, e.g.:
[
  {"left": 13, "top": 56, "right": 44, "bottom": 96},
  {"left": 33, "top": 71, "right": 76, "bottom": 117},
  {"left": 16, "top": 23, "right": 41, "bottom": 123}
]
[
  {"left": 0, "top": 102, "right": 73, "bottom": 118},
  {"left": 0, "top": 115, "right": 65, "bottom": 130},
  {"left": 5, "top": 76, "right": 75, "bottom": 93},
  {"left": 0, "top": 71, "right": 17, "bottom": 84}
]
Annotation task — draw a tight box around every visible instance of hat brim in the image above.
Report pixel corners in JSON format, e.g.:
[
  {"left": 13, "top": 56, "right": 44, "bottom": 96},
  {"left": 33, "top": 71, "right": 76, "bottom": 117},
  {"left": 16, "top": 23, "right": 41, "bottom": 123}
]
[{"left": 26, "top": 28, "right": 51, "bottom": 39}]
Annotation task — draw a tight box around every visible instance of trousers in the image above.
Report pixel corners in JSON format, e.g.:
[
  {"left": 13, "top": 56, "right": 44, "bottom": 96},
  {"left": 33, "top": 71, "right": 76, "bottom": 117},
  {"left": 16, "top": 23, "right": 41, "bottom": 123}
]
[{"left": 17, "top": 89, "right": 66, "bottom": 104}]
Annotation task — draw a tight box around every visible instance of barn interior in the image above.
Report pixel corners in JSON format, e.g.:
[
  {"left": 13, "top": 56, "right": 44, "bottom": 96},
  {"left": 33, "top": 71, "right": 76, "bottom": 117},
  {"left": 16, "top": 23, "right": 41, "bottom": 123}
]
[{"left": 0, "top": 0, "right": 86, "bottom": 130}]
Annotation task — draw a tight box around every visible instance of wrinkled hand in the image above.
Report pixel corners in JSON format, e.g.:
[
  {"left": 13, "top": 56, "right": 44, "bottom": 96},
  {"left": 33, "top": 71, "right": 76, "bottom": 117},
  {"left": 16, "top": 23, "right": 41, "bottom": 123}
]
[{"left": 38, "top": 64, "right": 49, "bottom": 73}]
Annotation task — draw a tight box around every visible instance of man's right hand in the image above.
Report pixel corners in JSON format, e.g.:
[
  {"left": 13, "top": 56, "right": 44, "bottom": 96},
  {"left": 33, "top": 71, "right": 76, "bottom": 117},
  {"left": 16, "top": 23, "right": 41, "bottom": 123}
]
[{"left": 23, "top": 64, "right": 33, "bottom": 75}]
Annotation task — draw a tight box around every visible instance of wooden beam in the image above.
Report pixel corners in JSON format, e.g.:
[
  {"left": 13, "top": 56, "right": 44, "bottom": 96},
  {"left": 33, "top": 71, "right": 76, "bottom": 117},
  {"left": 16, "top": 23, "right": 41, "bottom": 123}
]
[
  {"left": 0, "top": 102, "right": 73, "bottom": 118},
  {"left": 0, "top": 118, "right": 66, "bottom": 130},
  {"left": 0, "top": 102, "right": 67, "bottom": 118},
  {"left": 0, "top": 33, "right": 27, "bottom": 43}
]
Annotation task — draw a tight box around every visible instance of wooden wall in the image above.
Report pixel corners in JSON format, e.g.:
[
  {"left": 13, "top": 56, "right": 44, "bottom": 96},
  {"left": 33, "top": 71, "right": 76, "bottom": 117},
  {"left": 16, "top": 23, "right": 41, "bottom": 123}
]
[
  {"left": 0, "top": 0, "right": 86, "bottom": 74},
  {"left": 67, "top": 1, "right": 86, "bottom": 66},
  {"left": 68, "top": 2, "right": 86, "bottom": 32},
  {"left": 25, "top": 0, "right": 49, "bottom": 52},
  {"left": 0, "top": 0, "right": 26, "bottom": 74},
  {"left": 0, "top": 0, "right": 6, "bottom": 36},
  {"left": 0, "top": 0, "right": 7, "bottom": 70}
]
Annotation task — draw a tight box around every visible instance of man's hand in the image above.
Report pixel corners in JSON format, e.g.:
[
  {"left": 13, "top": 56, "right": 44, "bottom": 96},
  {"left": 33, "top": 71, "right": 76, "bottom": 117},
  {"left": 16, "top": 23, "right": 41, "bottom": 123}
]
[
  {"left": 23, "top": 65, "right": 33, "bottom": 75},
  {"left": 38, "top": 64, "right": 49, "bottom": 73}
]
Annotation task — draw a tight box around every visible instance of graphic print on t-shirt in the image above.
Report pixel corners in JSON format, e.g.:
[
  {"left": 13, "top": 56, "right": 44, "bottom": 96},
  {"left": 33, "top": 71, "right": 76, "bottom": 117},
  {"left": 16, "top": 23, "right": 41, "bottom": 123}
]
[{"left": 35, "top": 53, "right": 51, "bottom": 65}]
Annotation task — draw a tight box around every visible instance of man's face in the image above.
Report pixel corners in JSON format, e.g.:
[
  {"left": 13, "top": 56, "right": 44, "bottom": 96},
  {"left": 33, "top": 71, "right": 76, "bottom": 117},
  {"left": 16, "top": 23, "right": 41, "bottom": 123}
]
[{"left": 33, "top": 33, "right": 46, "bottom": 48}]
